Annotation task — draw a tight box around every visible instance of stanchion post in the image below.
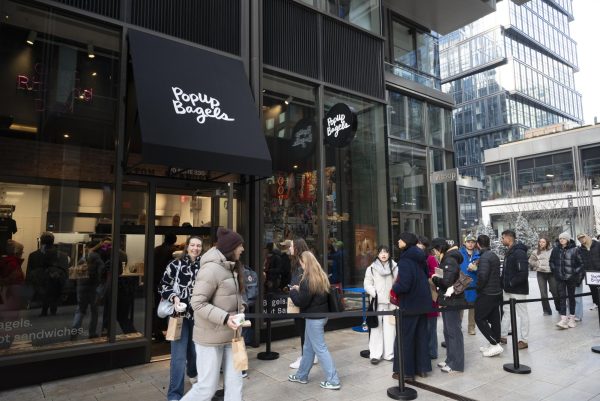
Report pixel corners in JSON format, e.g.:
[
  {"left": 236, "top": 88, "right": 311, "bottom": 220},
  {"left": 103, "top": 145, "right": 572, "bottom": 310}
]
[
  {"left": 387, "top": 308, "right": 417, "bottom": 400},
  {"left": 503, "top": 298, "right": 531, "bottom": 374},
  {"left": 592, "top": 286, "right": 600, "bottom": 354},
  {"left": 257, "top": 293, "right": 279, "bottom": 360}
]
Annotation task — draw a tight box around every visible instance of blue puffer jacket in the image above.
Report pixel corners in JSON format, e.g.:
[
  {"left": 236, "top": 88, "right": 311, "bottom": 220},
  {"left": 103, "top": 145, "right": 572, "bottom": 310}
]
[
  {"left": 459, "top": 247, "right": 479, "bottom": 303},
  {"left": 550, "top": 240, "right": 583, "bottom": 283},
  {"left": 391, "top": 246, "right": 432, "bottom": 314}
]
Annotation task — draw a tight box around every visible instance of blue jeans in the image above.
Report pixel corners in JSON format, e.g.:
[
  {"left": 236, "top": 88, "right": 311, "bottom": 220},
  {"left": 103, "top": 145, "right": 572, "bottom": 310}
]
[
  {"left": 168, "top": 318, "right": 197, "bottom": 400},
  {"left": 575, "top": 284, "right": 583, "bottom": 320},
  {"left": 296, "top": 318, "right": 339, "bottom": 385},
  {"left": 72, "top": 286, "right": 98, "bottom": 337}
]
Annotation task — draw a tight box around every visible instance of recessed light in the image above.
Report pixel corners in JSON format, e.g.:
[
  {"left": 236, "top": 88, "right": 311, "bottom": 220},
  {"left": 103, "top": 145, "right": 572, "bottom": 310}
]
[
  {"left": 87, "top": 43, "right": 95, "bottom": 59},
  {"left": 293, "top": 165, "right": 298, "bottom": 169},
  {"left": 26, "top": 30, "right": 37, "bottom": 45},
  {"left": 64, "top": 133, "right": 70, "bottom": 138},
  {"left": 92, "top": 72, "right": 97, "bottom": 76}
]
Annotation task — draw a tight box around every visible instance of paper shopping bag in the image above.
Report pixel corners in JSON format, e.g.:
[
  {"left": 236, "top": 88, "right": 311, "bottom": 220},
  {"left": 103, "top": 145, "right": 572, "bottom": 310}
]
[
  {"left": 166, "top": 316, "right": 183, "bottom": 341},
  {"left": 232, "top": 334, "right": 248, "bottom": 371},
  {"left": 287, "top": 297, "right": 300, "bottom": 314}
]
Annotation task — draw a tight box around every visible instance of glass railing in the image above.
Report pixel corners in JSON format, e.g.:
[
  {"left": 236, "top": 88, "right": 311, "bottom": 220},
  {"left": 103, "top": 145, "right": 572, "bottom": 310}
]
[{"left": 385, "top": 62, "right": 441, "bottom": 90}]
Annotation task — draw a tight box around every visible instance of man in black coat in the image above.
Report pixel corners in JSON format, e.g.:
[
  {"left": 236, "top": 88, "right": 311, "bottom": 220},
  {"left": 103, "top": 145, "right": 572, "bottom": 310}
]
[
  {"left": 475, "top": 235, "right": 503, "bottom": 357},
  {"left": 577, "top": 233, "right": 600, "bottom": 308},
  {"left": 499, "top": 229, "right": 529, "bottom": 349}
]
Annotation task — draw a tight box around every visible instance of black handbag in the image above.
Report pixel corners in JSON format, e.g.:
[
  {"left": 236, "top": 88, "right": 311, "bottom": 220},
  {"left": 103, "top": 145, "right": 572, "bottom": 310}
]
[
  {"left": 327, "top": 286, "right": 345, "bottom": 312},
  {"left": 366, "top": 294, "right": 378, "bottom": 328}
]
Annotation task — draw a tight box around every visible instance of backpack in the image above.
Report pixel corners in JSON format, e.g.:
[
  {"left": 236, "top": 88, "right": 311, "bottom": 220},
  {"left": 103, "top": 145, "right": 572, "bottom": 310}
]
[{"left": 243, "top": 266, "right": 258, "bottom": 306}]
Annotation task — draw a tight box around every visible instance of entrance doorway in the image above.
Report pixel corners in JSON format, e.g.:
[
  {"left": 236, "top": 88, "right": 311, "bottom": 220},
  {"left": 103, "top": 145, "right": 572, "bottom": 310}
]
[
  {"left": 391, "top": 211, "right": 431, "bottom": 255},
  {"left": 145, "top": 183, "right": 241, "bottom": 358}
]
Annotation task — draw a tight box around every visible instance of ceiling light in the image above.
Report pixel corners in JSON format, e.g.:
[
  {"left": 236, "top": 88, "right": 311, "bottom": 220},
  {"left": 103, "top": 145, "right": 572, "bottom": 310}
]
[
  {"left": 293, "top": 165, "right": 298, "bottom": 169},
  {"left": 87, "top": 43, "right": 95, "bottom": 59},
  {"left": 546, "top": 174, "right": 554, "bottom": 178},
  {"left": 63, "top": 133, "right": 70, "bottom": 138},
  {"left": 92, "top": 72, "right": 97, "bottom": 76},
  {"left": 26, "top": 30, "right": 37, "bottom": 45},
  {"left": 5, "top": 191, "right": 24, "bottom": 196},
  {"left": 284, "top": 96, "right": 293, "bottom": 105}
]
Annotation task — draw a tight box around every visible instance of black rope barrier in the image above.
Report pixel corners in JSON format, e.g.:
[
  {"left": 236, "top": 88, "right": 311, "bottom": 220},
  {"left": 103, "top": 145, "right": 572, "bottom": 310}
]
[{"left": 243, "top": 289, "right": 598, "bottom": 399}]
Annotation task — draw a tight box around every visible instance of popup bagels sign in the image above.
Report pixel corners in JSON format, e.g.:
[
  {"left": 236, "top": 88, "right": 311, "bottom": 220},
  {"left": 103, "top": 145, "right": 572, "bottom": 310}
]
[{"left": 324, "top": 103, "right": 357, "bottom": 148}]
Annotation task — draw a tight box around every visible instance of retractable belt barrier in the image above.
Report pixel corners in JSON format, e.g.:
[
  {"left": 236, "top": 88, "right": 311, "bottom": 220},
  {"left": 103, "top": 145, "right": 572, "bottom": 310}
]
[{"left": 243, "top": 289, "right": 598, "bottom": 401}]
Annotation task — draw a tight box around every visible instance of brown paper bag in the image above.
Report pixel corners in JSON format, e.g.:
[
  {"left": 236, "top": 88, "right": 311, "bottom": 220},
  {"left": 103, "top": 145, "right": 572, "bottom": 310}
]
[
  {"left": 166, "top": 316, "right": 183, "bottom": 341},
  {"left": 232, "top": 333, "right": 248, "bottom": 371},
  {"left": 287, "top": 297, "right": 300, "bottom": 314},
  {"left": 429, "top": 278, "right": 438, "bottom": 302}
]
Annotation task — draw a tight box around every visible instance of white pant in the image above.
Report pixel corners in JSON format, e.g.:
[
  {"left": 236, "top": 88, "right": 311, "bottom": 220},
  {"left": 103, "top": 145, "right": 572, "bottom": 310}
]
[
  {"left": 368, "top": 303, "right": 396, "bottom": 360},
  {"left": 181, "top": 343, "right": 243, "bottom": 401},
  {"left": 500, "top": 292, "right": 529, "bottom": 342}
]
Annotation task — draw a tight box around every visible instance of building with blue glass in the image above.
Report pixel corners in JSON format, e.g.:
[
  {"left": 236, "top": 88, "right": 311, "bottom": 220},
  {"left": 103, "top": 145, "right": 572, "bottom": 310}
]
[{"left": 440, "top": 0, "right": 584, "bottom": 235}]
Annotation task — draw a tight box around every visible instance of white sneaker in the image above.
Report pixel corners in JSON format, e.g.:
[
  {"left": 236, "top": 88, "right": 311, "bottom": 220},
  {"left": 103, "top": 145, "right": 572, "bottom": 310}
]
[
  {"left": 441, "top": 365, "right": 459, "bottom": 373},
  {"left": 556, "top": 316, "right": 569, "bottom": 330},
  {"left": 436, "top": 361, "right": 447, "bottom": 368},
  {"left": 567, "top": 315, "right": 577, "bottom": 328},
  {"left": 479, "top": 344, "right": 491, "bottom": 353},
  {"left": 483, "top": 344, "right": 503, "bottom": 357},
  {"left": 289, "top": 356, "right": 302, "bottom": 369},
  {"left": 313, "top": 355, "right": 318, "bottom": 365},
  {"left": 189, "top": 376, "right": 198, "bottom": 384}
]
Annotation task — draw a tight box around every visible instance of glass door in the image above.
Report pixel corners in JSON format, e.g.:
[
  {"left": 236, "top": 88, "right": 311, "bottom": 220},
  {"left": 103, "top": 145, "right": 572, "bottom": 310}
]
[{"left": 150, "top": 184, "right": 239, "bottom": 358}]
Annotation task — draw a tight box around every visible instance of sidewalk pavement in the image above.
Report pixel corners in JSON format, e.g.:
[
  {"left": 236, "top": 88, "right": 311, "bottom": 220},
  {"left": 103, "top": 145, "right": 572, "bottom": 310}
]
[{"left": 1, "top": 277, "right": 600, "bottom": 401}]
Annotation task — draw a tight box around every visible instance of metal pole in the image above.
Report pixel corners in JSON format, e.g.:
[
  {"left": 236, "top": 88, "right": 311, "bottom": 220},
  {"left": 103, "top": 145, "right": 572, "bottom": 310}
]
[
  {"left": 503, "top": 298, "right": 531, "bottom": 374},
  {"left": 257, "top": 293, "right": 279, "bottom": 360},
  {"left": 387, "top": 308, "right": 417, "bottom": 400}
]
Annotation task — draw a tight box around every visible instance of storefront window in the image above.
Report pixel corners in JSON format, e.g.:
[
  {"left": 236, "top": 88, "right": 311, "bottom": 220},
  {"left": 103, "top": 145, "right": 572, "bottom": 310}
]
[
  {"left": 0, "top": 2, "right": 119, "bottom": 355},
  {"left": 581, "top": 146, "right": 600, "bottom": 189},
  {"left": 261, "top": 73, "right": 321, "bottom": 267},
  {"left": 516, "top": 152, "right": 574, "bottom": 195},
  {"left": 324, "top": 90, "right": 386, "bottom": 286}
]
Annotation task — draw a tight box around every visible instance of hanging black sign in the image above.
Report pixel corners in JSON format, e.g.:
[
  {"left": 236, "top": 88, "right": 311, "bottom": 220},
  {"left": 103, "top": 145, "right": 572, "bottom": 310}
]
[
  {"left": 289, "top": 118, "right": 316, "bottom": 161},
  {"left": 323, "top": 103, "right": 357, "bottom": 148}
]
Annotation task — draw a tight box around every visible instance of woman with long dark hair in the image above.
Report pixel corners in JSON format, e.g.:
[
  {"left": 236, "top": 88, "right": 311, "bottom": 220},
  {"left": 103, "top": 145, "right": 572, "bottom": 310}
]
[
  {"left": 181, "top": 228, "right": 245, "bottom": 401},
  {"left": 159, "top": 236, "right": 202, "bottom": 401},
  {"left": 431, "top": 237, "right": 465, "bottom": 374},
  {"left": 364, "top": 245, "right": 397, "bottom": 364},
  {"left": 529, "top": 236, "right": 557, "bottom": 316},
  {"left": 288, "top": 251, "right": 341, "bottom": 390}
]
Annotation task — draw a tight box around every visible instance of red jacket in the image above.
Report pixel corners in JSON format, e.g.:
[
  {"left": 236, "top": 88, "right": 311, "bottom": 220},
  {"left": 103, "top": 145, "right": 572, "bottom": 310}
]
[{"left": 0, "top": 255, "right": 25, "bottom": 285}]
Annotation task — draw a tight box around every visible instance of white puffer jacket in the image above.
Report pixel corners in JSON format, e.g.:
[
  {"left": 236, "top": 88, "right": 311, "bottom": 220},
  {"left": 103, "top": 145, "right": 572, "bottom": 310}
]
[
  {"left": 529, "top": 248, "right": 552, "bottom": 273},
  {"left": 364, "top": 259, "right": 398, "bottom": 304}
]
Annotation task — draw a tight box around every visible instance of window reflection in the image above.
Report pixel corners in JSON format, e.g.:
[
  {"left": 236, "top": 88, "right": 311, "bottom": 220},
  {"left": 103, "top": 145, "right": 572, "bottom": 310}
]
[
  {"left": 485, "top": 163, "right": 512, "bottom": 200},
  {"left": 516, "top": 152, "right": 574, "bottom": 195},
  {"left": 389, "top": 141, "right": 428, "bottom": 211}
]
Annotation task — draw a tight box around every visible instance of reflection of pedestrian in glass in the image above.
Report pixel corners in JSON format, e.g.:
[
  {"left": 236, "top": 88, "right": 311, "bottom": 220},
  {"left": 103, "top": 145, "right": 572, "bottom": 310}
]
[
  {"left": 0, "top": 240, "right": 26, "bottom": 311},
  {"left": 71, "top": 240, "right": 104, "bottom": 339},
  {"left": 328, "top": 241, "right": 344, "bottom": 285},
  {"left": 99, "top": 238, "right": 136, "bottom": 335},
  {"left": 160, "top": 236, "right": 202, "bottom": 401},
  {"left": 264, "top": 242, "right": 283, "bottom": 293},
  {"left": 153, "top": 233, "right": 177, "bottom": 342},
  {"left": 26, "top": 232, "right": 68, "bottom": 316}
]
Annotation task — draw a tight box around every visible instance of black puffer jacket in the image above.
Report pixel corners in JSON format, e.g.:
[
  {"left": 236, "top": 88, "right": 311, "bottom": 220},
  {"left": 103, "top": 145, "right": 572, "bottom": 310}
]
[
  {"left": 579, "top": 240, "right": 600, "bottom": 272},
  {"left": 432, "top": 248, "right": 465, "bottom": 303},
  {"left": 550, "top": 240, "right": 583, "bottom": 283},
  {"left": 476, "top": 248, "right": 502, "bottom": 295},
  {"left": 502, "top": 242, "right": 529, "bottom": 295}
]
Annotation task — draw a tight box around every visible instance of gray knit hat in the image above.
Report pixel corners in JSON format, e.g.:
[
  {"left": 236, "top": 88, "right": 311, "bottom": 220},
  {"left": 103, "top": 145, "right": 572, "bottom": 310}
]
[{"left": 559, "top": 231, "right": 571, "bottom": 241}]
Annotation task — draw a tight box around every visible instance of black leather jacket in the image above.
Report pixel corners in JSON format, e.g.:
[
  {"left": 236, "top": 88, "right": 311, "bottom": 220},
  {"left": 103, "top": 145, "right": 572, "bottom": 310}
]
[{"left": 476, "top": 248, "right": 502, "bottom": 296}]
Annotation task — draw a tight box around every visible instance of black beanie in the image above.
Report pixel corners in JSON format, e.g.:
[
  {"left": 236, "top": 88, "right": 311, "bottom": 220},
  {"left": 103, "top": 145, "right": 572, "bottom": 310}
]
[
  {"left": 398, "top": 232, "right": 418, "bottom": 248},
  {"left": 216, "top": 227, "right": 243, "bottom": 255}
]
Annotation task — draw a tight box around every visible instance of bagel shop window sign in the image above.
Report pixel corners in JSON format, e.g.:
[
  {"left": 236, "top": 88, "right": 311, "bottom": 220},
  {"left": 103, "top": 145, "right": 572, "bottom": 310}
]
[{"left": 323, "top": 103, "right": 357, "bottom": 148}]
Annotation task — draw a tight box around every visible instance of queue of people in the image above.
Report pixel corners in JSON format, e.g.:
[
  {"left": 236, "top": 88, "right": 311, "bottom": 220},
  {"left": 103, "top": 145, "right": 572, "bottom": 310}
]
[{"left": 145, "top": 225, "right": 600, "bottom": 401}]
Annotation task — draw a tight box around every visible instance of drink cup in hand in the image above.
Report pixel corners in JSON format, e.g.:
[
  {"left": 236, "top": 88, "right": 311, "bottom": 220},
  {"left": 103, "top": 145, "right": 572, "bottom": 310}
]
[
  {"left": 175, "top": 302, "right": 187, "bottom": 313},
  {"left": 233, "top": 313, "right": 245, "bottom": 327}
]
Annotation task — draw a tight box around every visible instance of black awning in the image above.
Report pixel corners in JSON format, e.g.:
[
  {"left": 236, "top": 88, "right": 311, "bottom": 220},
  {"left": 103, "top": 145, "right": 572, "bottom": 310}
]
[{"left": 127, "top": 30, "right": 271, "bottom": 177}]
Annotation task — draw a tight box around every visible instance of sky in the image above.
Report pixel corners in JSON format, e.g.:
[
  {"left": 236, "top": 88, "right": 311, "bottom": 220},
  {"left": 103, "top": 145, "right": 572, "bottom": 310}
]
[{"left": 571, "top": 0, "right": 600, "bottom": 125}]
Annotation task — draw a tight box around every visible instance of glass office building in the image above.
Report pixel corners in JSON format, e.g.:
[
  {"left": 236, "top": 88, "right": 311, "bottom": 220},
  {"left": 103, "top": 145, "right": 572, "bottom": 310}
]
[{"left": 440, "top": 0, "right": 583, "bottom": 234}]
